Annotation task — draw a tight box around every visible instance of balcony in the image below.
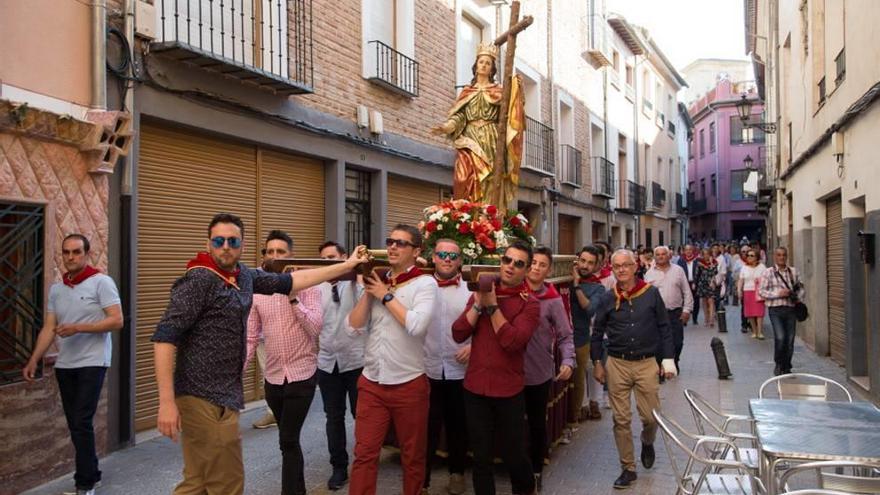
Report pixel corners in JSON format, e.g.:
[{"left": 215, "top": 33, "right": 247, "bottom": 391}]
[
  {"left": 582, "top": 14, "right": 611, "bottom": 68},
  {"left": 656, "top": 112, "right": 665, "bottom": 129},
  {"left": 650, "top": 181, "right": 666, "bottom": 209},
  {"left": 689, "top": 198, "right": 708, "bottom": 215},
  {"left": 560, "top": 144, "right": 582, "bottom": 187},
  {"left": 642, "top": 98, "right": 653, "bottom": 114},
  {"left": 590, "top": 156, "right": 616, "bottom": 198},
  {"left": 668, "top": 120, "right": 676, "bottom": 136},
  {"left": 624, "top": 84, "right": 635, "bottom": 101},
  {"left": 523, "top": 116, "right": 555, "bottom": 176},
  {"left": 675, "top": 192, "right": 684, "bottom": 215},
  {"left": 366, "top": 41, "right": 420, "bottom": 97},
  {"left": 152, "top": 0, "right": 314, "bottom": 95},
  {"left": 616, "top": 180, "right": 646, "bottom": 214}
]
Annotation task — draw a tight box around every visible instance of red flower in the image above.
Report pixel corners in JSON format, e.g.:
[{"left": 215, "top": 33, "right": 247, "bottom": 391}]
[
  {"left": 476, "top": 232, "right": 496, "bottom": 250},
  {"left": 487, "top": 205, "right": 498, "bottom": 217},
  {"left": 458, "top": 222, "right": 470, "bottom": 234},
  {"left": 426, "top": 221, "right": 437, "bottom": 233},
  {"left": 510, "top": 216, "right": 522, "bottom": 227},
  {"left": 490, "top": 218, "right": 502, "bottom": 230}
]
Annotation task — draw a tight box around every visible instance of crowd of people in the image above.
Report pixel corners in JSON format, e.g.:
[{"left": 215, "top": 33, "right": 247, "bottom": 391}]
[{"left": 22, "top": 215, "right": 808, "bottom": 495}]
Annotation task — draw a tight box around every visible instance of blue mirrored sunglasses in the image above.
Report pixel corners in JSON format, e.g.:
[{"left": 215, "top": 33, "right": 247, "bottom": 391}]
[
  {"left": 435, "top": 251, "right": 460, "bottom": 261},
  {"left": 210, "top": 236, "right": 242, "bottom": 249}
]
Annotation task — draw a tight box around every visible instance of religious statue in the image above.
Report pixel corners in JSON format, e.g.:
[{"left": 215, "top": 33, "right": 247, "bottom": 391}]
[{"left": 434, "top": 45, "right": 525, "bottom": 209}]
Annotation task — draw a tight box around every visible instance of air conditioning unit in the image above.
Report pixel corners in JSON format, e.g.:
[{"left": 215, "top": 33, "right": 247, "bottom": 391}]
[
  {"left": 369, "top": 110, "right": 383, "bottom": 135},
  {"left": 356, "top": 105, "right": 369, "bottom": 129},
  {"left": 135, "top": 0, "right": 157, "bottom": 40}
]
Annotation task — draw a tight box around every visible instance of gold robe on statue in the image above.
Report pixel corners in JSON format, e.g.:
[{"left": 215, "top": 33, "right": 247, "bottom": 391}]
[{"left": 446, "top": 76, "right": 524, "bottom": 208}]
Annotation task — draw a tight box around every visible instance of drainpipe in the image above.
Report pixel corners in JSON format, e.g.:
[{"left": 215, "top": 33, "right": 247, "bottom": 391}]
[
  {"left": 603, "top": 51, "right": 612, "bottom": 242},
  {"left": 92, "top": 0, "right": 107, "bottom": 109},
  {"left": 632, "top": 54, "right": 641, "bottom": 246},
  {"left": 707, "top": 102, "right": 721, "bottom": 239}
]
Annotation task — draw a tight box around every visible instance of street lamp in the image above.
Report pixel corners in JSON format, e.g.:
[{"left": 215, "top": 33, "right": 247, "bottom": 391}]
[
  {"left": 736, "top": 94, "right": 777, "bottom": 133},
  {"left": 743, "top": 154, "right": 754, "bottom": 170}
]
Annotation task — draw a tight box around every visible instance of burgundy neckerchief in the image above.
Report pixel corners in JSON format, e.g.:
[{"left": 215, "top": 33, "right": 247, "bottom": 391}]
[
  {"left": 495, "top": 280, "right": 530, "bottom": 301},
  {"left": 381, "top": 265, "right": 425, "bottom": 289},
  {"left": 683, "top": 251, "right": 699, "bottom": 263},
  {"left": 613, "top": 279, "right": 650, "bottom": 311},
  {"left": 186, "top": 252, "right": 241, "bottom": 289},
  {"left": 435, "top": 274, "right": 461, "bottom": 288},
  {"left": 63, "top": 265, "right": 101, "bottom": 288},
  {"left": 698, "top": 258, "right": 717, "bottom": 269},
  {"left": 530, "top": 282, "right": 561, "bottom": 300}
]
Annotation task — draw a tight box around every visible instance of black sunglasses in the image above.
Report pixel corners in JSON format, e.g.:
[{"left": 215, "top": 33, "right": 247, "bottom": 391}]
[
  {"left": 501, "top": 255, "right": 527, "bottom": 269},
  {"left": 435, "top": 251, "right": 460, "bottom": 261},
  {"left": 211, "top": 236, "right": 242, "bottom": 249},
  {"left": 385, "top": 238, "right": 416, "bottom": 249}
]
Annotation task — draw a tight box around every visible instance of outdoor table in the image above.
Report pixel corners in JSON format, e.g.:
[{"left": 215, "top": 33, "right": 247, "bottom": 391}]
[{"left": 749, "top": 399, "right": 880, "bottom": 494}]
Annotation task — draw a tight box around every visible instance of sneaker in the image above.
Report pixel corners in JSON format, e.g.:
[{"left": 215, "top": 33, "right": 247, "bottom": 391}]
[
  {"left": 63, "top": 481, "right": 101, "bottom": 495},
  {"left": 613, "top": 469, "right": 637, "bottom": 489},
  {"left": 252, "top": 412, "right": 277, "bottom": 429},
  {"left": 559, "top": 428, "right": 573, "bottom": 445},
  {"left": 447, "top": 473, "right": 466, "bottom": 495},
  {"left": 588, "top": 401, "right": 602, "bottom": 420},
  {"left": 328, "top": 467, "right": 348, "bottom": 490},
  {"left": 601, "top": 391, "right": 611, "bottom": 409},
  {"left": 641, "top": 443, "right": 655, "bottom": 469}
]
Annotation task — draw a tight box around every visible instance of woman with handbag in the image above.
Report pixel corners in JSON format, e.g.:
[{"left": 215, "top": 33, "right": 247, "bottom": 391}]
[{"left": 737, "top": 249, "right": 767, "bottom": 340}]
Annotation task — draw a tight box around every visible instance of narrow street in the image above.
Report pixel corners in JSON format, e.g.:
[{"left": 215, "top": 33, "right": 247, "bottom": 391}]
[{"left": 26, "top": 309, "right": 860, "bottom": 495}]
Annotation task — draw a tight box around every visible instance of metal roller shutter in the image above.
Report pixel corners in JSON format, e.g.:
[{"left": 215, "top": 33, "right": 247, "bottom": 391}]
[
  {"left": 386, "top": 175, "right": 447, "bottom": 234},
  {"left": 825, "top": 195, "right": 846, "bottom": 364},
  {"left": 258, "top": 150, "right": 325, "bottom": 256}
]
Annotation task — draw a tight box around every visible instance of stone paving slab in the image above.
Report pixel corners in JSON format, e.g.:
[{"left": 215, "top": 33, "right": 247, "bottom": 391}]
[{"left": 25, "top": 307, "right": 865, "bottom": 495}]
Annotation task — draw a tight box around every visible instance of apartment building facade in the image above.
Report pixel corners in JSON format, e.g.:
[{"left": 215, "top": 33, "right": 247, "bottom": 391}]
[
  {"left": 686, "top": 77, "right": 767, "bottom": 243},
  {"left": 746, "top": 0, "right": 880, "bottom": 403}
]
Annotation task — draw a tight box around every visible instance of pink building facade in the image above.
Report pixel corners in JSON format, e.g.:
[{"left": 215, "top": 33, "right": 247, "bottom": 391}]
[{"left": 687, "top": 78, "right": 767, "bottom": 244}]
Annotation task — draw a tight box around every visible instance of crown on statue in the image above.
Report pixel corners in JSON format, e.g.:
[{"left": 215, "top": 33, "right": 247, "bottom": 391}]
[{"left": 476, "top": 43, "right": 499, "bottom": 60}]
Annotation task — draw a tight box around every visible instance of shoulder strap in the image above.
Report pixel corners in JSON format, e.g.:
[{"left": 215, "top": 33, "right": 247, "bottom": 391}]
[{"left": 773, "top": 268, "right": 792, "bottom": 290}]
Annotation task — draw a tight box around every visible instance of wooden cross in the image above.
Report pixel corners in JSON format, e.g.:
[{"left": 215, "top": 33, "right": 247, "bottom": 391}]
[{"left": 491, "top": 1, "right": 533, "bottom": 209}]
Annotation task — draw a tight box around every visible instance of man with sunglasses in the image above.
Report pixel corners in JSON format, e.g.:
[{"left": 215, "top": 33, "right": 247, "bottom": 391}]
[
  {"left": 315, "top": 241, "right": 365, "bottom": 491},
  {"left": 422, "top": 239, "right": 472, "bottom": 495},
  {"left": 452, "top": 241, "right": 541, "bottom": 495},
  {"left": 347, "top": 225, "right": 438, "bottom": 495},
  {"left": 591, "top": 249, "right": 675, "bottom": 490},
  {"left": 151, "top": 213, "right": 367, "bottom": 495}
]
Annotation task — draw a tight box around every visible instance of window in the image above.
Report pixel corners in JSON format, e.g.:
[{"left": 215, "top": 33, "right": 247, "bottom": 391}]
[
  {"left": 457, "top": 13, "right": 485, "bottom": 87},
  {"left": 835, "top": 48, "right": 846, "bottom": 86},
  {"left": 659, "top": 230, "right": 664, "bottom": 247},
  {"left": 818, "top": 77, "right": 826, "bottom": 105},
  {"left": 612, "top": 50, "right": 620, "bottom": 70},
  {"left": 618, "top": 133, "right": 628, "bottom": 181},
  {"left": 711, "top": 173, "right": 717, "bottom": 196},
  {"left": 645, "top": 228, "right": 653, "bottom": 248},
  {"left": 625, "top": 64, "right": 634, "bottom": 86},
  {"left": 362, "top": 0, "right": 417, "bottom": 95},
  {"left": 787, "top": 122, "right": 793, "bottom": 164},
  {"left": 730, "top": 116, "right": 765, "bottom": 144},
  {"left": 699, "top": 129, "right": 705, "bottom": 158},
  {"left": 709, "top": 122, "right": 716, "bottom": 153},
  {"left": 731, "top": 169, "right": 758, "bottom": 200},
  {"left": 688, "top": 139, "right": 694, "bottom": 158},
  {"left": 700, "top": 178, "right": 706, "bottom": 198},
  {"left": 0, "top": 202, "right": 45, "bottom": 383},
  {"left": 345, "top": 169, "right": 372, "bottom": 253}
]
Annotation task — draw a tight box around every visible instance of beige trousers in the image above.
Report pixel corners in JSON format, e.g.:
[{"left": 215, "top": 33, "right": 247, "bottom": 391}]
[
  {"left": 568, "top": 344, "right": 591, "bottom": 426},
  {"left": 606, "top": 356, "right": 661, "bottom": 471},
  {"left": 174, "top": 395, "right": 244, "bottom": 495}
]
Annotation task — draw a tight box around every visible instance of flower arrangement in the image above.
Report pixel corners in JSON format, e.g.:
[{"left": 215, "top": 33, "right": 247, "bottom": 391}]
[{"left": 418, "top": 199, "right": 536, "bottom": 263}]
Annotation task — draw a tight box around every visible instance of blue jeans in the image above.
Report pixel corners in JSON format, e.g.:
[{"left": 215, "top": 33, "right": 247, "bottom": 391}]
[
  {"left": 768, "top": 306, "right": 797, "bottom": 371},
  {"left": 55, "top": 366, "right": 107, "bottom": 490}
]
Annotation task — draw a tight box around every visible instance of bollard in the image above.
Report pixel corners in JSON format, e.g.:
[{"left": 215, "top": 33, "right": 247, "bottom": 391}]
[
  {"left": 710, "top": 337, "right": 733, "bottom": 379},
  {"left": 716, "top": 305, "right": 728, "bottom": 333}
]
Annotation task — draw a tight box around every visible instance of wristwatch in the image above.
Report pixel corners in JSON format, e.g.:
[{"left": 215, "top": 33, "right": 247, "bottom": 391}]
[
  {"left": 485, "top": 305, "right": 499, "bottom": 316},
  {"left": 573, "top": 286, "right": 583, "bottom": 292},
  {"left": 471, "top": 303, "right": 484, "bottom": 314},
  {"left": 381, "top": 292, "right": 395, "bottom": 306}
]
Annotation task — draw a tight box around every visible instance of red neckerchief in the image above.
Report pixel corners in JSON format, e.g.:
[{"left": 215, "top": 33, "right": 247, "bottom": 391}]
[
  {"left": 435, "top": 274, "right": 461, "bottom": 288},
  {"left": 381, "top": 265, "right": 425, "bottom": 289},
  {"left": 613, "top": 279, "right": 650, "bottom": 311},
  {"left": 584, "top": 273, "right": 603, "bottom": 284},
  {"left": 698, "top": 258, "right": 717, "bottom": 269},
  {"left": 683, "top": 252, "right": 698, "bottom": 263},
  {"left": 598, "top": 265, "right": 613, "bottom": 280},
  {"left": 63, "top": 265, "right": 101, "bottom": 288},
  {"left": 496, "top": 280, "right": 530, "bottom": 301},
  {"left": 186, "top": 252, "right": 241, "bottom": 289},
  {"left": 530, "top": 282, "right": 561, "bottom": 300}
]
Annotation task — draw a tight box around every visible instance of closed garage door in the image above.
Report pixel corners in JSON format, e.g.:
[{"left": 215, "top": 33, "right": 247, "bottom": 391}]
[
  {"left": 558, "top": 215, "right": 578, "bottom": 254},
  {"left": 386, "top": 175, "right": 449, "bottom": 233},
  {"left": 136, "top": 123, "right": 324, "bottom": 431},
  {"left": 826, "top": 195, "right": 846, "bottom": 364}
]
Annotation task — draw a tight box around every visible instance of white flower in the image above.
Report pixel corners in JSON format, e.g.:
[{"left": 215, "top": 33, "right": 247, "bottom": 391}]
[
  {"left": 528, "top": 236, "right": 537, "bottom": 246},
  {"left": 463, "top": 248, "right": 477, "bottom": 258},
  {"left": 516, "top": 213, "right": 528, "bottom": 223},
  {"left": 437, "top": 224, "right": 444, "bottom": 230},
  {"left": 429, "top": 212, "right": 443, "bottom": 222},
  {"left": 461, "top": 213, "right": 471, "bottom": 221},
  {"left": 468, "top": 242, "right": 476, "bottom": 248}
]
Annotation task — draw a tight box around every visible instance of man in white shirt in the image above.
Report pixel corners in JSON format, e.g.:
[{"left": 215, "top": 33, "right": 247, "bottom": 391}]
[
  {"left": 422, "top": 239, "right": 471, "bottom": 495},
  {"left": 347, "top": 225, "right": 438, "bottom": 495},
  {"left": 316, "top": 241, "right": 366, "bottom": 491},
  {"left": 645, "top": 246, "right": 693, "bottom": 374},
  {"left": 676, "top": 244, "right": 700, "bottom": 324}
]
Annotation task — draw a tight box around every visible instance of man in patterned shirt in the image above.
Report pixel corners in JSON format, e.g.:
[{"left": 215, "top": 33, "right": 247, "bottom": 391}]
[
  {"left": 152, "top": 213, "right": 366, "bottom": 495},
  {"left": 758, "top": 247, "right": 805, "bottom": 376},
  {"left": 245, "top": 230, "right": 323, "bottom": 495}
]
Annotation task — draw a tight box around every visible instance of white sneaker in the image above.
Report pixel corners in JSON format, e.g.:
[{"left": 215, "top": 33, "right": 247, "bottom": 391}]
[
  {"left": 559, "top": 428, "right": 573, "bottom": 445},
  {"left": 601, "top": 392, "right": 611, "bottom": 409}
]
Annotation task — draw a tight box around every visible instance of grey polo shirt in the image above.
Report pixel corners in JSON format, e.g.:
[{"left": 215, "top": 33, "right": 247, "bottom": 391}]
[{"left": 48, "top": 274, "right": 121, "bottom": 369}]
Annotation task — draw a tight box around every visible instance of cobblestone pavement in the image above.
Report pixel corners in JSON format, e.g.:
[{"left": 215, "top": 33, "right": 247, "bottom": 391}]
[{"left": 26, "top": 306, "right": 866, "bottom": 495}]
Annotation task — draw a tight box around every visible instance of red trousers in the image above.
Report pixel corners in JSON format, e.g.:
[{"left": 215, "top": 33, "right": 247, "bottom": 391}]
[{"left": 349, "top": 374, "right": 430, "bottom": 495}]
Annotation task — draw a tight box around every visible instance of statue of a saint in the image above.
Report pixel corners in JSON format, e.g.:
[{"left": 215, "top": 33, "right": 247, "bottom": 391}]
[{"left": 433, "top": 44, "right": 525, "bottom": 208}]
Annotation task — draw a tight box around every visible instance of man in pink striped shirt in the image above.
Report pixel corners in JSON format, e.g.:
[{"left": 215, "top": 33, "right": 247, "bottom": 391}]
[{"left": 245, "top": 230, "right": 323, "bottom": 495}]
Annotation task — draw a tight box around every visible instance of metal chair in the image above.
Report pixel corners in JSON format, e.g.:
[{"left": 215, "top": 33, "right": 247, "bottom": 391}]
[
  {"left": 758, "top": 374, "right": 853, "bottom": 402},
  {"left": 777, "top": 461, "right": 880, "bottom": 494},
  {"left": 778, "top": 491, "right": 862, "bottom": 495},
  {"left": 654, "top": 408, "right": 766, "bottom": 494},
  {"left": 684, "top": 389, "right": 761, "bottom": 474}
]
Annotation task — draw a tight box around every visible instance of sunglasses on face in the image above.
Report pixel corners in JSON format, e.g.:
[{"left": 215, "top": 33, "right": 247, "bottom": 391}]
[
  {"left": 747, "top": 254, "right": 757, "bottom": 258},
  {"left": 261, "top": 248, "right": 289, "bottom": 256},
  {"left": 385, "top": 238, "right": 416, "bottom": 249},
  {"left": 435, "top": 251, "right": 460, "bottom": 261},
  {"left": 210, "top": 236, "right": 242, "bottom": 249},
  {"left": 500, "top": 255, "right": 528, "bottom": 269}
]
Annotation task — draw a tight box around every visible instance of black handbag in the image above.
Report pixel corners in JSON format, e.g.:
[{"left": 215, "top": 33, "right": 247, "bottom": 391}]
[{"left": 774, "top": 269, "right": 809, "bottom": 322}]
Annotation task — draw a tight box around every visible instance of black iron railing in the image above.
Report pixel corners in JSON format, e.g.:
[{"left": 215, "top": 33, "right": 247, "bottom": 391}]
[
  {"left": 560, "top": 144, "right": 582, "bottom": 186},
  {"left": 656, "top": 112, "right": 665, "bottom": 128},
  {"left": 668, "top": 120, "right": 676, "bottom": 135},
  {"left": 367, "top": 40, "right": 420, "bottom": 97},
  {"left": 590, "top": 156, "right": 615, "bottom": 198},
  {"left": 523, "top": 116, "right": 555, "bottom": 175},
  {"left": 675, "top": 192, "right": 684, "bottom": 214},
  {"left": 617, "top": 180, "right": 645, "bottom": 214},
  {"left": 651, "top": 181, "right": 665, "bottom": 208},
  {"left": 0, "top": 202, "right": 45, "bottom": 383},
  {"left": 689, "top": 198, "right": 708, "bottom": 214},
  {"left": 155, "top": 0, "right": 314, "bottom": 93}
]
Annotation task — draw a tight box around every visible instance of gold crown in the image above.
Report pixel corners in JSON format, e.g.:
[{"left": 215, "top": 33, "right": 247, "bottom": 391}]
[{"left": 476, "top": 43, "right": 499, "bottom": 59}]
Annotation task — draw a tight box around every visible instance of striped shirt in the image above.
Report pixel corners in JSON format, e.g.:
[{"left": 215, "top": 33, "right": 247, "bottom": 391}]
[
  {"left": 245, "top": 286, "right": 323, "bottom": 384},
  {"left": 758, "top": 265, "right": 804, "bottom": 308}
]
